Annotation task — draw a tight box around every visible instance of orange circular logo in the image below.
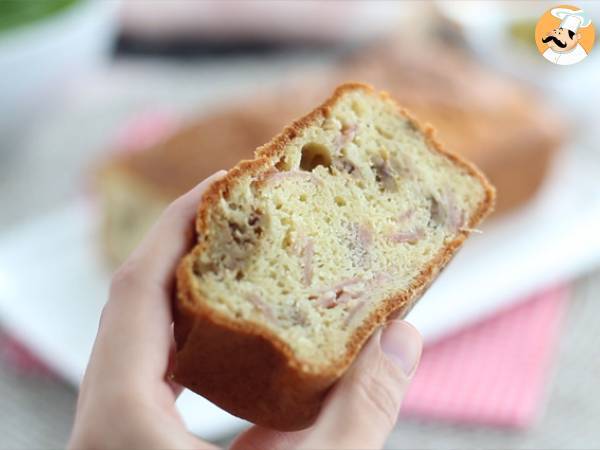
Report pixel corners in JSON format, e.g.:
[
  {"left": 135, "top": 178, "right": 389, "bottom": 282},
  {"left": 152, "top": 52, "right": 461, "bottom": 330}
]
[{"left": 535, "top": 4, "right": 595, "bottom": 65}]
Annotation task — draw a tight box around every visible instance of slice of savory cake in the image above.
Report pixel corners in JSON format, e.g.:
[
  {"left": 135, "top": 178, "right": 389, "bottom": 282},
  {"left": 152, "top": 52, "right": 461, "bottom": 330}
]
[{"left": 174, "top": 83, "right": 495, "bottom": 430}]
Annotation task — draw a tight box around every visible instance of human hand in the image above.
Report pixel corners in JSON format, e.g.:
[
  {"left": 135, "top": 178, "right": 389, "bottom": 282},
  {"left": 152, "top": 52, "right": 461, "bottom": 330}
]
[{"left": 68, "top": 170, "right": 423, "bottom": 450}]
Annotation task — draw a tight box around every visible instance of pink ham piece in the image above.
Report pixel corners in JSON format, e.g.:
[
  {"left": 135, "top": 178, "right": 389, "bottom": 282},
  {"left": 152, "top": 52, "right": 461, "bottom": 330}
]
[
  {"left": 336, "top": 291, "right": 355, "bottom": 305},
  {"left": 393, "top": 209, "right": 415, "bottom": 225},
  {"left": 344, "top": 300, "right": 367, "bottom": 328},
  {"left": 314, "top": 288, "right": 363, "bottom": 309},
  {"left": 309, "top": 271, "right": 393, "bottom": 311},
  {"left": 335, "top": 123, "right": 357, "bottom": 151},
  {"left": 310, "top": 277, "right": 365, "bottom": 309},
  {"left": 334, "top": 277, "right": 363, "bottom": 290},
  {"left": 388, "top": 228, "right": 424, "bottom": 244},
  {"left": 349, "top": 223, "right": 373, "bottom": 268},
  {"left": 431, "top": 187, "right": 466, "bottom": 232},
  {"left": 246, "top": 294, "right": 278, "bottom": 323},
  {"left": 357, "top": 224, "right": 373, "bottom": 248},
  {"left": 309, "top": 271, "right": 394, "bottom": 314},
  {"left": 366, "top": 271, "right": 393, "bottom": 290},
  {"left": 332, "top": 157, "right": 360, "bottom": 177},
  {"left": 310, "top": 272, "right": 395, "bottom": 310},
  {"left": 395, "top": 209, "right": 415, "bottom": 224},
  {"left": 293, "top": 231, "right": 306, "bottom": 256},
  {"left": 302, "top": 238, "right": 314, "bottom": 286},
  {"left": 342, "top": 271, "right": 393, "bottom": 325},
  {"left": 314, "top": 291, "right": 337, "bottom": 308},
  {"left": 326, "top": 277, "right": 364, "bottom": 294},
  {"left": 370, "top": 155, "right": 398, "bottom": 191},
  {"left": 444, "top": 188, "right": 466, "bottom": 232}
]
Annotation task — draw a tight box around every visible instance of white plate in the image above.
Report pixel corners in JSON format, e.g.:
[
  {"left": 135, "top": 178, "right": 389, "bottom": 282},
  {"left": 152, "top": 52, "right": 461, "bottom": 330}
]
[{"left": 1, "top": 147, "right": 599, "bottom": 439}]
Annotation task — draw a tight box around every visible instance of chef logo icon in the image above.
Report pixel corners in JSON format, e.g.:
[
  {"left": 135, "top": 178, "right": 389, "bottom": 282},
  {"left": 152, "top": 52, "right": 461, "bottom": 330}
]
[{"left": 535, "top": 5, "right": 595, "bottom": 65}]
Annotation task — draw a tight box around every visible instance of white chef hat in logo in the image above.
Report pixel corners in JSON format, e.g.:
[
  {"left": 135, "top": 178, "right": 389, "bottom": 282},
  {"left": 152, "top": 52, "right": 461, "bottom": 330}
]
[{"left": 551, "top": 8, "right": 592, "bottom": 33}]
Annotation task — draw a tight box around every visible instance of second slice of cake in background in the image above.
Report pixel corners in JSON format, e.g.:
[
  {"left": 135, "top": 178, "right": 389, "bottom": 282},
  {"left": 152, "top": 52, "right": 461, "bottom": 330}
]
[{"left": 96, "top": 42, "right": 562, "bottom": 266}]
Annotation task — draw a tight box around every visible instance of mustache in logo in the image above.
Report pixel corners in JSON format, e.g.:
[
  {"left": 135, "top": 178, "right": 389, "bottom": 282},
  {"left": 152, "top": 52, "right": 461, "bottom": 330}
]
[{"left": 542, "top": 35, "right": 567, "bottom": 48}]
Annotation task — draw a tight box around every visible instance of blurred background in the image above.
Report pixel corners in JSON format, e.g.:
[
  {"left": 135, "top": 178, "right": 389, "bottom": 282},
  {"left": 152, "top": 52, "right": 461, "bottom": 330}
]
[{"left": 0, "top": 1, "right": 599, "bottom": 448}]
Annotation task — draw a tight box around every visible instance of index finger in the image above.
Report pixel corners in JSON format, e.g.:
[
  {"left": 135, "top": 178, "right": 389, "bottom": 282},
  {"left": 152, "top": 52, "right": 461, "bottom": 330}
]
[{"left": 93, "top": 170, "right": 226, "bottom": 382}]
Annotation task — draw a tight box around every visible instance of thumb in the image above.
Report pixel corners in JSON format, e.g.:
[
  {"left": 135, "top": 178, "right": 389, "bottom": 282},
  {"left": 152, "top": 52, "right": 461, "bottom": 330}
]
[{"left": 301, "top": 320, "right": 422, "bottom": 450}]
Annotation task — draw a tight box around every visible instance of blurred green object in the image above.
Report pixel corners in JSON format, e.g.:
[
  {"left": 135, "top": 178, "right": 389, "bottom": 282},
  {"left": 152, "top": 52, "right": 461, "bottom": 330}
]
[
  {"left": 0, "top": 0, "right": 79, "bottom": 33},
  {"left": 508, "top": 18, "right": 537, "bottom": 51}
]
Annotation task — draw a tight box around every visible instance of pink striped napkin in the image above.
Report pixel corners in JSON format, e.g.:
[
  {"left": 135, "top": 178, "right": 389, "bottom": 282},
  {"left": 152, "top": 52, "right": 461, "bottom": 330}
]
[
  {"left": 401, "top": 285, "right": 569, "bottom": 428},
  {"left": 0, "top": 285, "right": 569, "bottom": 428},
  {"left": 0, "top": 329, "right": 54, "bottom": 377}
]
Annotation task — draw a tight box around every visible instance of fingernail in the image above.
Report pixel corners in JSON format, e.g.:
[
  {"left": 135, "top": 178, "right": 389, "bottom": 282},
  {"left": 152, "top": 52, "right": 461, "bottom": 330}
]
[{"left": 380, "top": 320, "right": 422, "bottom": 377}]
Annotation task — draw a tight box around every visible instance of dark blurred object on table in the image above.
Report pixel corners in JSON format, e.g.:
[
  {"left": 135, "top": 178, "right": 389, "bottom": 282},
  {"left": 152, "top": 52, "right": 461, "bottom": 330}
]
[
  {"left": 118, "top": 1, "right": 406, "bottom": 46},
  {"left": 114, "top": 1, "right": 410, "bottom": 59}
]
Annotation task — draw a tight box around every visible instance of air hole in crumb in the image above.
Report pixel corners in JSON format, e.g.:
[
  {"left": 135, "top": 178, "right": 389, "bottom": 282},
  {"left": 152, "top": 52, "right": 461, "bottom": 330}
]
[
  {"left": 247, "top": 213, "right": 260, "bottom": 226},
  {"left": 275, "top": 203, "right": 283, "bottom": 210},
  {"left": 193, "top": 260, "right": 216, "bottom": 276},
  {"left": 335, "top": 196, "right": 347, "bottom": 207},
  {"left": 235, "top": 270, "right": 244, "bottom": 281},
  {"left": 192, "top": 263, "right": 201, "bottom": 276},
  {"left": 275, "top": 157, "right": 289, "bottom": 171},
  {"left": 299, "top": 193, "right": 307, "bottom": 202},
  {"left": 282, "top": 231, "right": 293, "bottom": 249},
  {"left": 405, "top": 120, "right": 418, "bottom": 132},
  {"left": 300, "top": 143, "right": 332, "bottom": 172}
]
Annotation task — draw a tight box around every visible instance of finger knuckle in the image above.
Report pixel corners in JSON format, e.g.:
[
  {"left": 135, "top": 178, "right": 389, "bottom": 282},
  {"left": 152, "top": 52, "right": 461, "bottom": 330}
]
[{"left": 350, "top": 360, "right": 402, "bottom": 429}]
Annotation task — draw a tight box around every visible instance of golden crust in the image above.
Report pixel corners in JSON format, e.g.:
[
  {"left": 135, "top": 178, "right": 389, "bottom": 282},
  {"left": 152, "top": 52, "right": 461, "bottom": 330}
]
[{"left": 173, "top": 83, "right": 495, "bottom": 430}]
